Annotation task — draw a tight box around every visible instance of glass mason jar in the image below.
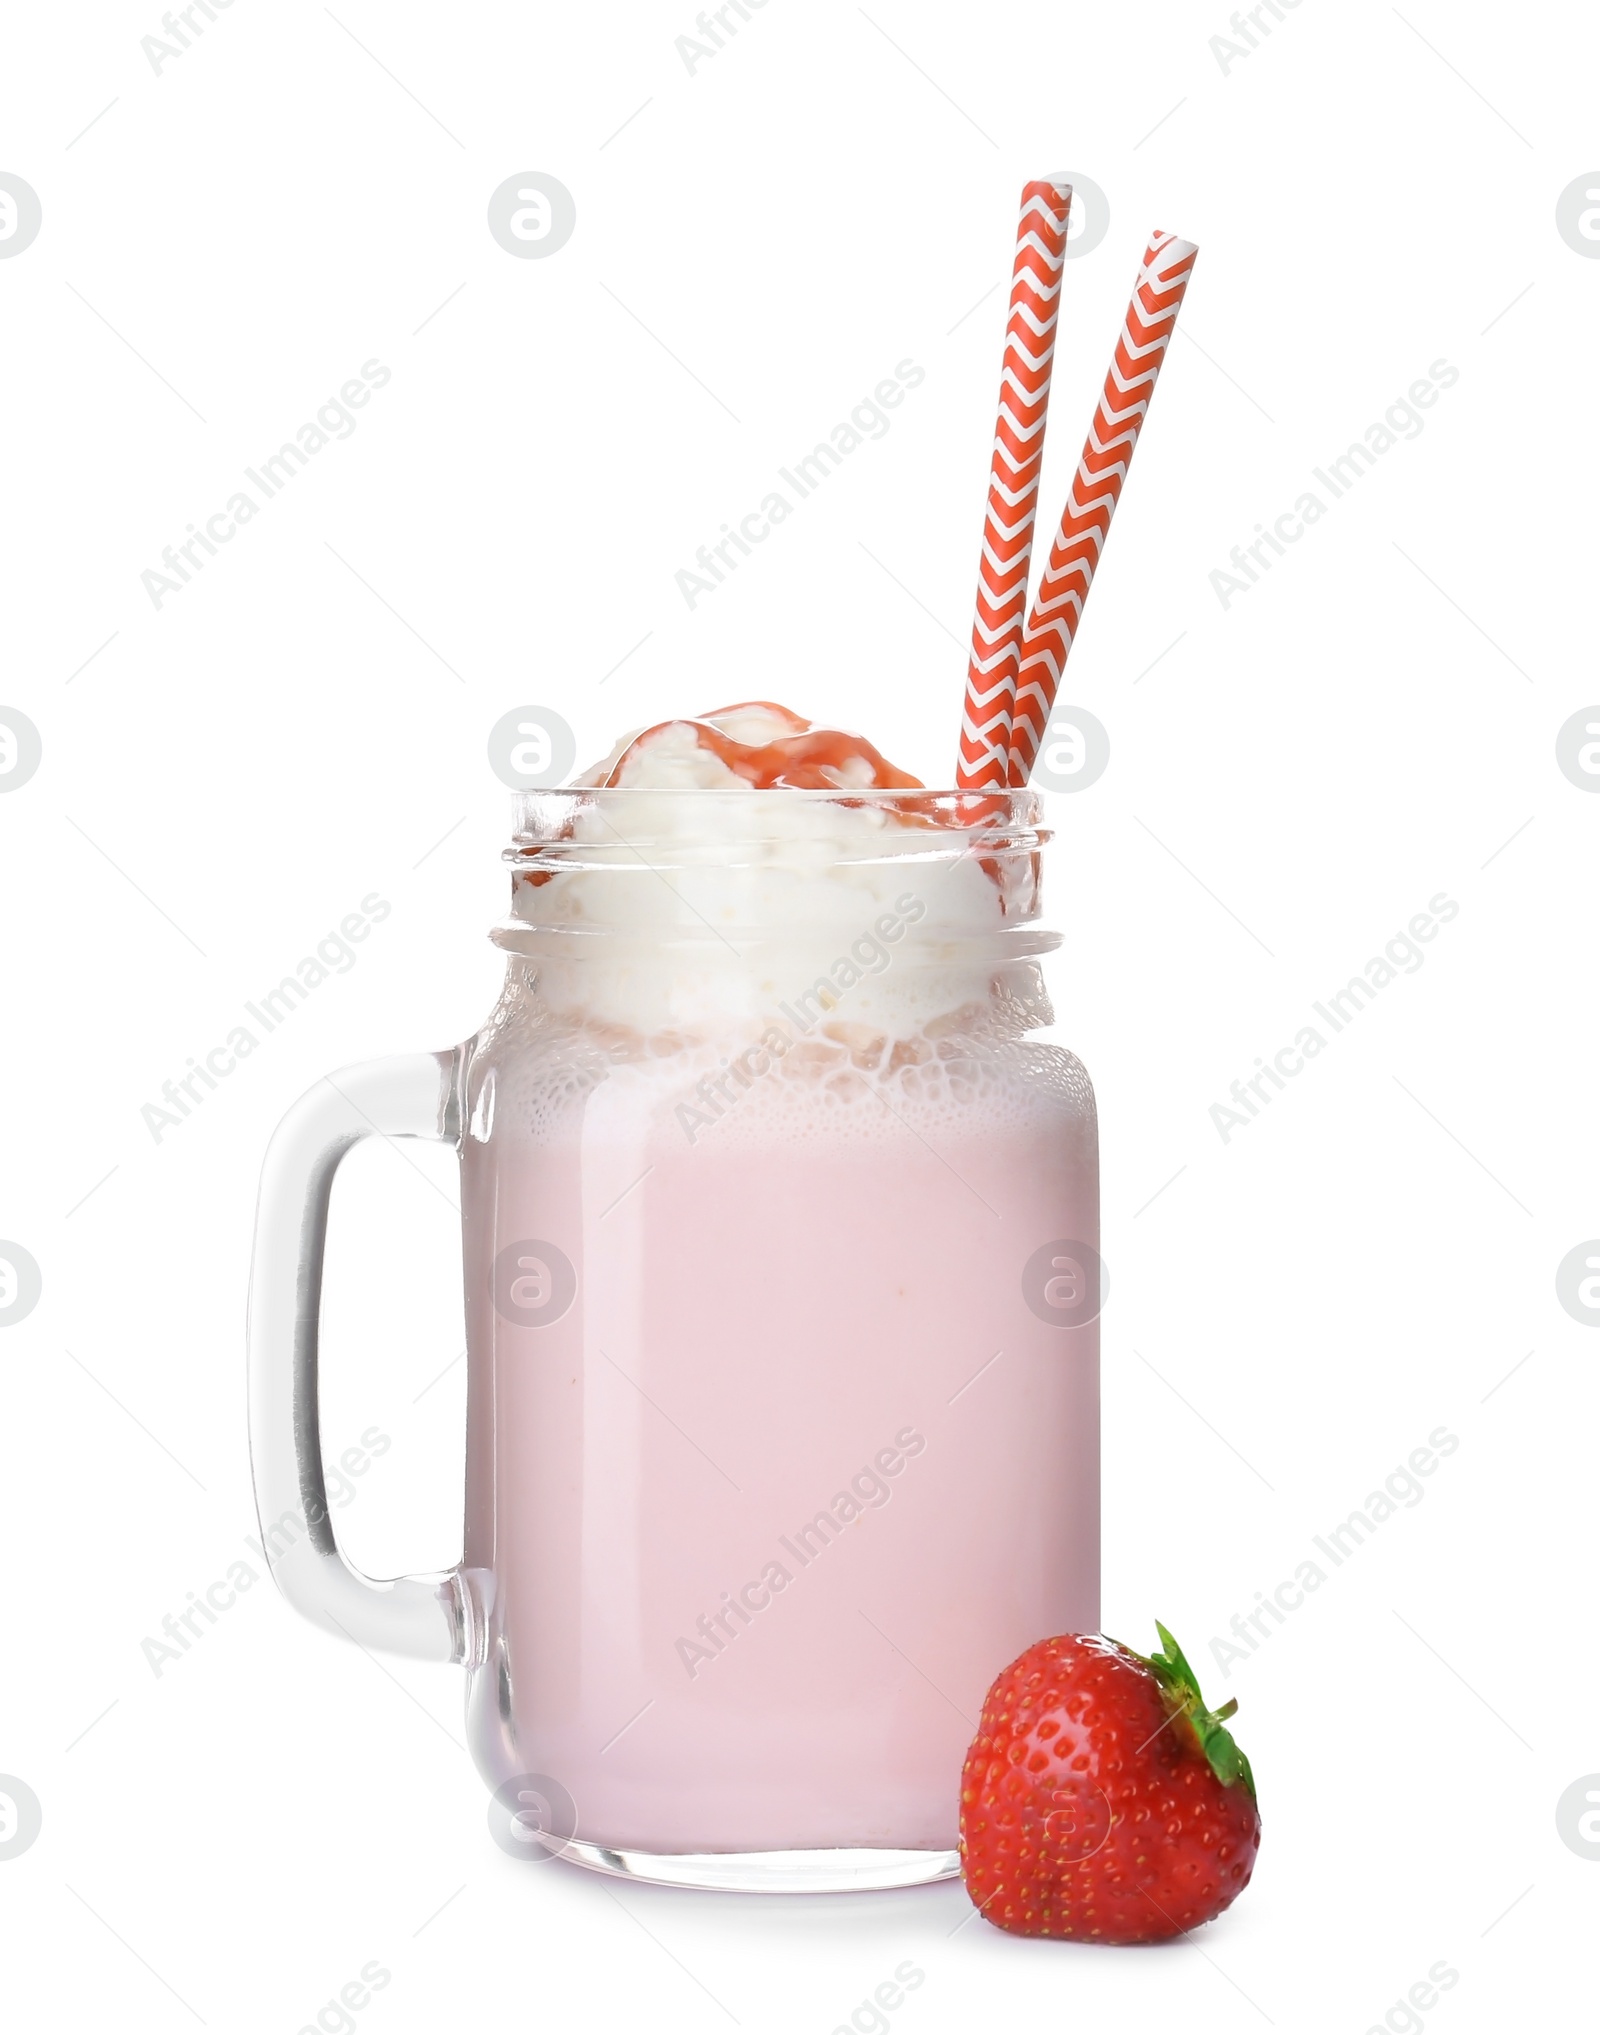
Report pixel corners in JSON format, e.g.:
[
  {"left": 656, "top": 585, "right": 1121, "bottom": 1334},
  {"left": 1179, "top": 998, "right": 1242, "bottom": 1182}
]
[{"left": 248, "top": 787, "right": 1100, "bottom": 1893}]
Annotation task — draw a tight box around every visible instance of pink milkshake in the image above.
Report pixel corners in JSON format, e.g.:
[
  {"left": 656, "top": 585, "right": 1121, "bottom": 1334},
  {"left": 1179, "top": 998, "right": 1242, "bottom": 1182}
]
[{"left": 455, "top": 704, "right": 1099, "bottom": 1884}]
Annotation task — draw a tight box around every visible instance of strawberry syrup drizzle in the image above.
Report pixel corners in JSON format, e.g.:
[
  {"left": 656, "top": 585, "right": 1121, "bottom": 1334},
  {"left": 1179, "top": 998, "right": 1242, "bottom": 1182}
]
[
  {"left": 596, "top": 701, "right": 925, "bottom": 792},
  {"left": 520, "top": 705, "right": 1032, "bottom": 908}
]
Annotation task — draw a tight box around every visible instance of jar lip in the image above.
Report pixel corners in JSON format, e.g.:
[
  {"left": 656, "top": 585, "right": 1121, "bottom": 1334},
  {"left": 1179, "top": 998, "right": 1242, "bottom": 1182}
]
[
  {"left": 509, "top": 784, "right": 1047, "bottom": 850},
  {"left": 502, "top": 785, "right": 1049, "bottom": 934}
]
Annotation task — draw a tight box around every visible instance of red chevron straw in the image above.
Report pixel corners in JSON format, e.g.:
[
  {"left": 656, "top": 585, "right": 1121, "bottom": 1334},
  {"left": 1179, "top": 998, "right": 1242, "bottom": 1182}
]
[
  {"left": 1008, "top": 231, "right": 1198, "bottom": 786},
  {"left": 954, "top": 179, "right": 1073, "bottom": 792}
]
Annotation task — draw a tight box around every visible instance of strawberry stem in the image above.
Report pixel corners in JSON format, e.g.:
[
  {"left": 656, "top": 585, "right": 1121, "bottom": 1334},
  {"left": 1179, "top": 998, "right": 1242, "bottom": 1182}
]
[{"left": 1140, "top": 1621, "right": 1257, "bottom": 1801}]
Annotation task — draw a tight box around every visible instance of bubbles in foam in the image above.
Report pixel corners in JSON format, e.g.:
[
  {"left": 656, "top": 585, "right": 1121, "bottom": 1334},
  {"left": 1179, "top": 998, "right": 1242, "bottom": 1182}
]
[
  {"left": 466, "top": 962, "right": 1095, "bottom": 1153},
  {"left": 698, "top": 1038, "right": 1095, "bottom": 1151}
]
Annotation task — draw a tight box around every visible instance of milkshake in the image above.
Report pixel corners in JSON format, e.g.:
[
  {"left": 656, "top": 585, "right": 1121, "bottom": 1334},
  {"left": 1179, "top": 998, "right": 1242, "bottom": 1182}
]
[
  {"left": 456, "top": 704, "right": 1099, "bottom": 1878},
  {"left": 247, "top": 152, "right": 1200, "bottom": 1895}
]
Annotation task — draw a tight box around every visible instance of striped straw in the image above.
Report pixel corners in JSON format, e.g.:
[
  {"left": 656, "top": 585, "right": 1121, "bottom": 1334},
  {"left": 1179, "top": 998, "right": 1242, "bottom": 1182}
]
[
  {"left": 1008, "top": 231, "right": 1198, "bottom": 786},
  {"left": 954, "top": 179, "right": 1073, "bottom": 792}
]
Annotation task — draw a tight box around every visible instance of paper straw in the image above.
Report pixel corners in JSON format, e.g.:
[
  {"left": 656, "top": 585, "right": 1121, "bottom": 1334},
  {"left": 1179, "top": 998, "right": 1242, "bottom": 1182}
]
[
  {"left": 954, "top": 179, "right": 1074, "bottom": 792},
  {"left": 1008, "top": 231, "right": 1198, "bottom": 786}
]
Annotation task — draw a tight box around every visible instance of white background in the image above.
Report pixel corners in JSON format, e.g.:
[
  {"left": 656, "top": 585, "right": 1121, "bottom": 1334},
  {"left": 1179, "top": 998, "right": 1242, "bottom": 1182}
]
[{"left": 1, "top": 0, "right": 1595, "bottom": 2027}]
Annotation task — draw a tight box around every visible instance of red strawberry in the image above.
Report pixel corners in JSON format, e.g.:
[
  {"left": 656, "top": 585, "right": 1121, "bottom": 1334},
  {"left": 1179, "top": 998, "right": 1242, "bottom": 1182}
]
[{"left": 959, "top": 1624, "right": 1261, "bottom": 1944}]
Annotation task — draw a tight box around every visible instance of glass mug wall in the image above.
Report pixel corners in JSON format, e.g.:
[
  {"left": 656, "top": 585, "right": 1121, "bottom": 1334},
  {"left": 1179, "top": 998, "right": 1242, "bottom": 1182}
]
[{"left": 248, "top": 788, "right": 1100, "bottom": 1891}]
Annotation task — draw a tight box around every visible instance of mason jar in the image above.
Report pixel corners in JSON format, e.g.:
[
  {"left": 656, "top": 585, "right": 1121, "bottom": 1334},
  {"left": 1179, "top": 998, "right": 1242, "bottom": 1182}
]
[{"left": 248, "top": 786, "right": 1100, "bottom": 1892}]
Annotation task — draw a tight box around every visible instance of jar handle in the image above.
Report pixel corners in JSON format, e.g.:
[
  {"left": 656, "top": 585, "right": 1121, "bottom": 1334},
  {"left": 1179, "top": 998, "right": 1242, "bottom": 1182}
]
[{"left": 247, "top": 1053, "right": 470, "bottom": 1663}]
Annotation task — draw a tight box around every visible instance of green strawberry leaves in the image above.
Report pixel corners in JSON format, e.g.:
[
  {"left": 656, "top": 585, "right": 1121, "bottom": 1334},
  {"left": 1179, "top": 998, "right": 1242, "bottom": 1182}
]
[{"left": 1140, "top": 1621, "right": 1258, "bottom": 1802}]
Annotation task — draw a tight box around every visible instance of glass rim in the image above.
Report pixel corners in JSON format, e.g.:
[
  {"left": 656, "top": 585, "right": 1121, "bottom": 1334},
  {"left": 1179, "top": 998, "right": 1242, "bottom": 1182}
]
[
  {"left": 508, "top": 784, "right": 1048, "bottom": 849},
  {"left": 499, "top": 783, "right": 1052, "bottom": 939}
]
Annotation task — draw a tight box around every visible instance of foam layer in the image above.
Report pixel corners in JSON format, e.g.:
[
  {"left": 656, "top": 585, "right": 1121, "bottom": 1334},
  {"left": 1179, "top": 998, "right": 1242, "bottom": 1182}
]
[{"left": 470, "top": 960, "right": 1095, "bottom": 1154}]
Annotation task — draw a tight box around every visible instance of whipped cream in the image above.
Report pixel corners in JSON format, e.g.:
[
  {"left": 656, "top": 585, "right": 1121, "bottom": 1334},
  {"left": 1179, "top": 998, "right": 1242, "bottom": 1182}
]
[
  {"left": 497, "top": 704, "right": 1040, "bottom": 1039},
  {"left": 574, "top": 701, "right": 922, "bottom": 792}
]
